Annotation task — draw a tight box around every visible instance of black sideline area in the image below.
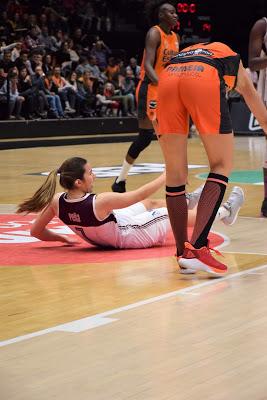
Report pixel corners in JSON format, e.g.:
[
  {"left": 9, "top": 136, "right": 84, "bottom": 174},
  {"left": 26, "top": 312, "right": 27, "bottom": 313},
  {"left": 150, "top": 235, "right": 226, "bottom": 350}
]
[
  {"left": 0, "top": 116, "right": 140, "bottom": 150},
  {"left": 0, "top": 101, "right": 264, "bottom": 151}
]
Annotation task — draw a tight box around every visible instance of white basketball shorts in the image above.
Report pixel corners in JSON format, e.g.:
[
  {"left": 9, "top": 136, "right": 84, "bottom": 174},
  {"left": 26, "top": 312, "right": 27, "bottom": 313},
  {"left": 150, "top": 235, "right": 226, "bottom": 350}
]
[{"left": 113, "top": 202, "right": 170, "bottom": 249}]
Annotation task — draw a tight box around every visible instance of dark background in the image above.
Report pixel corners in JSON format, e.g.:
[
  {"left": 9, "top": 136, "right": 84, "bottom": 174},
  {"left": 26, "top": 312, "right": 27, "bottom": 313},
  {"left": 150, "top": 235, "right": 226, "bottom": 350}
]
[
  {"left": 115, "top": 0, "right": 267, "bottom": 65},
  {"left": 211, "top": 0, "right": 266, "bottom": 64},
  {"left": 1, "top": 0, "right": 266, "bottom": 65}
]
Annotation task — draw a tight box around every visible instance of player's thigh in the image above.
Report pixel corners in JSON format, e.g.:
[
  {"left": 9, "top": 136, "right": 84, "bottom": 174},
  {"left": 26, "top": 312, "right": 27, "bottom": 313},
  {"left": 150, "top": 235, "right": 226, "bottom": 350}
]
[
  {"left": 120, "top": 208, "right": 170, "bottom": 248},
  {"left": 157, "top": 69, "right": 189, "bottom": 135},
  {"left": 158, "top": 134, "right": 188, "bottom": 186},
  {"left": 114, "top": 202, "right": 147, "bottom": 217},
  {"left": 181, "top": 65, "right": 232, "bottom": 135},
  {"left": 200, "top": 133, "right": 234, "bottom": 176}
]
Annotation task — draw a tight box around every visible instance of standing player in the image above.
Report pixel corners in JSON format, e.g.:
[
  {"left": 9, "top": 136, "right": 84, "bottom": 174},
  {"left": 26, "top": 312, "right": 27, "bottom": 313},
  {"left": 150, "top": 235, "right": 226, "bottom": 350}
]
[
  {"left": 248, "top": 17, "right": 267, "bottom": 217},
  {"left": 112, "top": 0, "right": 179, "bottom": 193},
  {"left": 156, "top": 41, "right": 267, "bottom": 276}
]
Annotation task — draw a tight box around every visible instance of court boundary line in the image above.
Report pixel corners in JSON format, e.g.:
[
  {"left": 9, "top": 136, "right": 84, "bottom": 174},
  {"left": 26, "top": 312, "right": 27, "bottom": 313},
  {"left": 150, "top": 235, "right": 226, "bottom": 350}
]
[
  {"left": 1, "top": 262, "right": 267, "bottom": 348},
  {"left": 223, "top": 251, "right": 267, "bottom": 255}
]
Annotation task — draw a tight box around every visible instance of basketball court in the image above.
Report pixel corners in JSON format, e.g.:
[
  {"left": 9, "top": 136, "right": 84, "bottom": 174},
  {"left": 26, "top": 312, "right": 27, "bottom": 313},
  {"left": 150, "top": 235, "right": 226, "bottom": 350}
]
[{"left": 1, "top": 136, "right": 267, "bottom": 399}]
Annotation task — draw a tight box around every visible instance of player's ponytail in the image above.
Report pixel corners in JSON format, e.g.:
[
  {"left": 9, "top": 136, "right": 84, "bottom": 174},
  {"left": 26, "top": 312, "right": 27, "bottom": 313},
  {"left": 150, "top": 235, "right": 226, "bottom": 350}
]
[
  {"left": 17, "top": 157, "right": 87, "bottom": 214},
  {"left": 17, "top": 169, "right": 58, "bottom": 214}
]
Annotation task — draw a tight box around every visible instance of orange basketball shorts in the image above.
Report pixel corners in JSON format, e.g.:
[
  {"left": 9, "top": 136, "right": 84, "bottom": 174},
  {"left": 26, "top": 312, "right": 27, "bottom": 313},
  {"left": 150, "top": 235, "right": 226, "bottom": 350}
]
[{"left": 156, "top": 62, "right": 233, "bottom": 135}]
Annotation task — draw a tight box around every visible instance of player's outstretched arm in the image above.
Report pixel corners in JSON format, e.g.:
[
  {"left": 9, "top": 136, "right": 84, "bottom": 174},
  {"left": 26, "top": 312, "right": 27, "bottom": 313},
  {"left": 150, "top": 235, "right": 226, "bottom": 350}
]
[{"left": 95, "top": 172, "right": 166, "bottom": 219}]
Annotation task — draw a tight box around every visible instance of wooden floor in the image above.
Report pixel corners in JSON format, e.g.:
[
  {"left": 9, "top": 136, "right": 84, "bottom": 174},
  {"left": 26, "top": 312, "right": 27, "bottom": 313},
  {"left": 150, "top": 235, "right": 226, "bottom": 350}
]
[{"left": 1, "top": 135, "right": 267, "bottom": 399}]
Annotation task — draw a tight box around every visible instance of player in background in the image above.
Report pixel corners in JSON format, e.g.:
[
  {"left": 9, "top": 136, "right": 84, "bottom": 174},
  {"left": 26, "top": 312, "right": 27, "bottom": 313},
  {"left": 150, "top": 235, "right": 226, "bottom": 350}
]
[
  {"left": 112, "top": 1, "right": 179, "bottom": 193},
  {"left": 248, "top": 17, "right": 267, "bottom": 216}
]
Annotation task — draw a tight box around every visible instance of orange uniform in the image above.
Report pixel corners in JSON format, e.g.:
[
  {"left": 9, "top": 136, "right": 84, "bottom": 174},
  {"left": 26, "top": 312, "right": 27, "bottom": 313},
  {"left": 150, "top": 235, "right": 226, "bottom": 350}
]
[
  {"left": 156, "top": 42, "right": 241, "bottom": 134},
  {"left": 136, "top": 25, "right": 179, "bottom": 121}
]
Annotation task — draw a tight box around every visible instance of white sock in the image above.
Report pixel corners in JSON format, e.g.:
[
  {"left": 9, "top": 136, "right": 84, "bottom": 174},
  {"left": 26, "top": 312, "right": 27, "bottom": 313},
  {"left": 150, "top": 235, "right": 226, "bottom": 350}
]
[
  {"left": 214, "top": 206, "right": 230, "bottom": 222},
  {"left": 65, "top": 101, "right": 70, "bottom": 108},
  {"left": 116, "top": 159, "right": 133, "bottom": 182}
]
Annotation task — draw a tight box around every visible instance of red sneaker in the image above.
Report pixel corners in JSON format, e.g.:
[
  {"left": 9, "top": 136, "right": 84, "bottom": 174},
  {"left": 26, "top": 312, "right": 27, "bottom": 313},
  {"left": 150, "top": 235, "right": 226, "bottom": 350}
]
[{"left": 179, "top": 242, "right": 228, "bottom": 277}]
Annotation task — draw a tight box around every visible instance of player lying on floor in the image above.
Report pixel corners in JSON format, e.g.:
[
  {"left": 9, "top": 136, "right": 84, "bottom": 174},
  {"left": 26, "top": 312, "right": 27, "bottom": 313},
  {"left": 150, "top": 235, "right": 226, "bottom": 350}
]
[{"left": 17, "top": 156, "right": 244, "bottom": 259}]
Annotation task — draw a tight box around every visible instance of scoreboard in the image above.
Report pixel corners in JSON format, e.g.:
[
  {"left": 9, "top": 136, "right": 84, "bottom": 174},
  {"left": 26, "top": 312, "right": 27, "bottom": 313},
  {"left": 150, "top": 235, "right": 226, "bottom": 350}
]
[{"left": 175, "top": 1, "right": 213, "bottom": 46}]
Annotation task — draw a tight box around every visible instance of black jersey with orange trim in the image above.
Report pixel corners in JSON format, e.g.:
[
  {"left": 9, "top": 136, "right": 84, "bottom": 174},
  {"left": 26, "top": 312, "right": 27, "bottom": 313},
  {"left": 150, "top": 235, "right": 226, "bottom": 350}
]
[{"left": 168, "top": 42, "right": 240, "bottom": 90}]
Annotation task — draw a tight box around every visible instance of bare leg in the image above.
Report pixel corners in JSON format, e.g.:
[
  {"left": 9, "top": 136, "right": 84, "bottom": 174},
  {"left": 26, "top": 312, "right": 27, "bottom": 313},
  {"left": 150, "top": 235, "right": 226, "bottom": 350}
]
[{"left": 140, "top": 198, "right": 166, "bottom": 209}]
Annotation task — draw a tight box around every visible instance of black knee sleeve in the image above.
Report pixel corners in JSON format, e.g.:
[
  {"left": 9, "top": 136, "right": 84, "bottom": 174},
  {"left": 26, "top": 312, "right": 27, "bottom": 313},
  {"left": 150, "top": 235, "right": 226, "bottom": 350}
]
[{"left": 127, "top": 129, "right": 154, "bottom": 160}]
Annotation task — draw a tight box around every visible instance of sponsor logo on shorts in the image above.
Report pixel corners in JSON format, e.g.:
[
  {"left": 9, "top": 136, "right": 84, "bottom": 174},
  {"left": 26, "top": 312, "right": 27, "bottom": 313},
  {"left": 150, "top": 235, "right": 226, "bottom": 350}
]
[
  {"left": 175, "top": 48, "right": 213, "bottom": 58},
  {"left": 149, "top": 100, "right": 157, "bottom": 109},
  {"left": 167, "top": 65, "right": 204, "bottom": 73}
]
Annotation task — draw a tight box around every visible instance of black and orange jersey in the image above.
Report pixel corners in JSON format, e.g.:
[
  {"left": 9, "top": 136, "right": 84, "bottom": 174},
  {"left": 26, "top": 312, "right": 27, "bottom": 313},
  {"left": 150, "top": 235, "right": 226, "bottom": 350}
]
[
  {"left": 139, "top": 25, "right": 179, "bottom": 83},
  {"left": 169, "top": 42, "right": 241, "bottom": 90}
]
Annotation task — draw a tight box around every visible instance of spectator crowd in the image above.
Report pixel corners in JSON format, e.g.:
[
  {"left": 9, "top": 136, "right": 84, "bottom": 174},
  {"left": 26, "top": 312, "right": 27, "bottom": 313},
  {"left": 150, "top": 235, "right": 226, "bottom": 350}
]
[{"left": 0, "top": 0, "right": 141, "bottom": 120}]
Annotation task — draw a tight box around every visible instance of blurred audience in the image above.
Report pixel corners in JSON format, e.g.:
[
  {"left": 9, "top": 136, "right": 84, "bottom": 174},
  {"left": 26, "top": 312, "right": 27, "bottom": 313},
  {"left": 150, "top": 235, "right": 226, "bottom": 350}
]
[
  {"left": 0, "top": 70, "right": 25, "bottom": 119},
  {"left": 0, "top": 0, "right": 140, "bottom": 120}
]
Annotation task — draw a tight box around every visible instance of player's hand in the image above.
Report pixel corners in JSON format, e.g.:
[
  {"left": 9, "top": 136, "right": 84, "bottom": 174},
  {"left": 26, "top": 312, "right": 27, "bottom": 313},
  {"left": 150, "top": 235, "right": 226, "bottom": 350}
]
[{"left": 61, "top": 235, "right": 80, "bottom": 245}]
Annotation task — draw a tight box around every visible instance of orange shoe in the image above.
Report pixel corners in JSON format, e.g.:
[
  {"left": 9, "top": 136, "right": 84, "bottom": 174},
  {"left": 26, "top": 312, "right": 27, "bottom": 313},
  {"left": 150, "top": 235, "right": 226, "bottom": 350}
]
[{"left": 179, "top": 242, "right": 228, "bottom": 277}]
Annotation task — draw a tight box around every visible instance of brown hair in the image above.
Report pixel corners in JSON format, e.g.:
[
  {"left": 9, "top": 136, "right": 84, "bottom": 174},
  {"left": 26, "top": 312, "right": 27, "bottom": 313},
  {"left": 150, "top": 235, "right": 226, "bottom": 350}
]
[{"left": 17, "top": 157, "right": 87, "bottom": 214}]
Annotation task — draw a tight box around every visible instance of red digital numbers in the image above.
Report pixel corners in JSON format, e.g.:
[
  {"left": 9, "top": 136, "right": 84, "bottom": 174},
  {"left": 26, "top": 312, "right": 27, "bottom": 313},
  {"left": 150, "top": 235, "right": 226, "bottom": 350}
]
[
  {"left": 176, "top": 1, "right": 212, "bottom": 37},
  {"left": 177, "top": 3, "right": 196, "bottom": 13},
  {"left": 202, "top": 22, "right": 211, "bottom": 32}
]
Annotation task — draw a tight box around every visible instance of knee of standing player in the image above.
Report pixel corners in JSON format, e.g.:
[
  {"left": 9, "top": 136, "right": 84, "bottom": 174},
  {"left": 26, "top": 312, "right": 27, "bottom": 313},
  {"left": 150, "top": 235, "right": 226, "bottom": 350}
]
[
  {"left": 127, "top": 129, "right": 154, "bottom": 159},
  {"left": 209, "top": 159, "right": 233, "bottom": 176}
]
